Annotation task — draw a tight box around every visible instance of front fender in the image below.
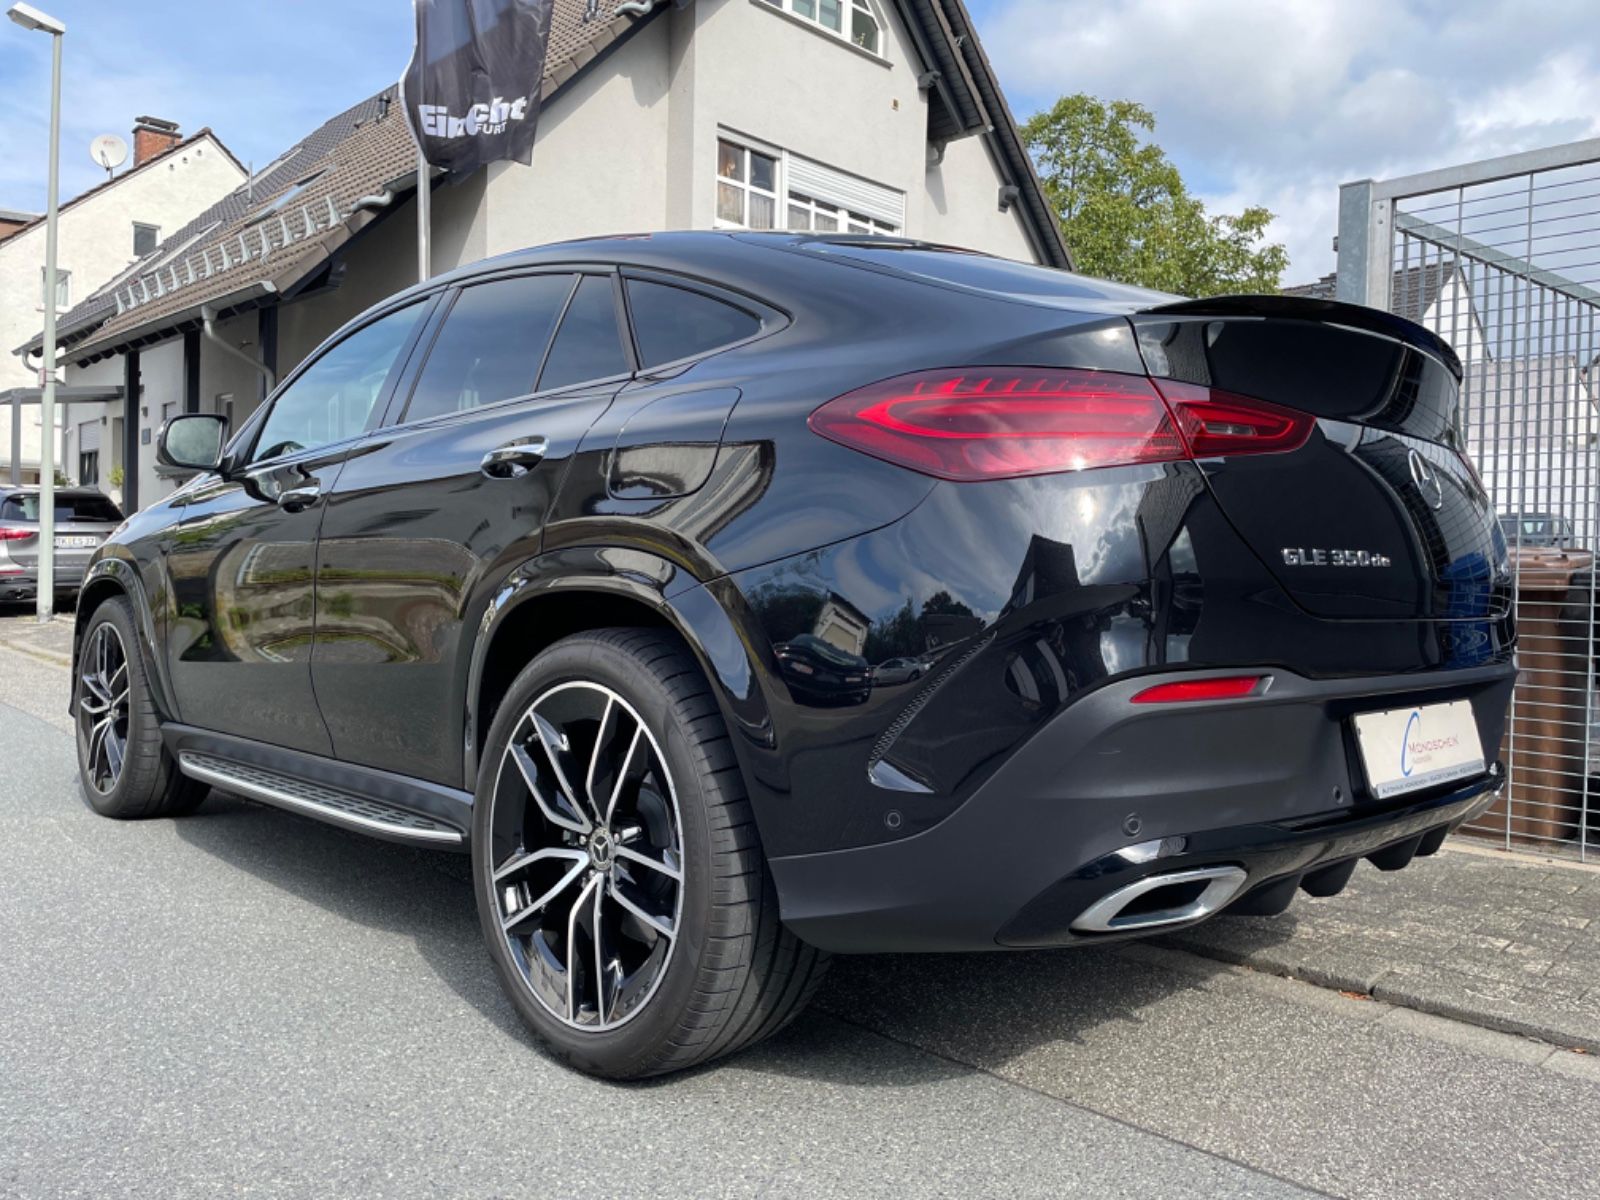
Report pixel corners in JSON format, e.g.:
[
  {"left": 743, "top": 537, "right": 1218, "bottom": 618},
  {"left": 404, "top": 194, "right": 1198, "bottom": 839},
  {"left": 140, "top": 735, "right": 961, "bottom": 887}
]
[
  {"left": 73, "top": 554, "right": 177, "bottom": 722},
  {"left": 462, "top": 546, "right": 779, "bottom": 798}
]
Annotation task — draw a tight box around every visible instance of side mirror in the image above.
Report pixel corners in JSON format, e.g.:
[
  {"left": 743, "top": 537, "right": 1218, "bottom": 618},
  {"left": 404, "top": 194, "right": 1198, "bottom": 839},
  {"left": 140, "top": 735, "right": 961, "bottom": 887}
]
[{"left": 157, "top": 413, "right": 230, "bottom": 474}]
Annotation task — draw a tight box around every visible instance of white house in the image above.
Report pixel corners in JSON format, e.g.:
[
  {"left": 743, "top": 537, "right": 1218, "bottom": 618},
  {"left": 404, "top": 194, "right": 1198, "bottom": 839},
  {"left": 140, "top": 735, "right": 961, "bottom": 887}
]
[
  {"left": 0, "top": 119, "right": 245, "bottom": 485},
  {"left": 15, "top": 0, "right": 1068, "bottom": 513}
]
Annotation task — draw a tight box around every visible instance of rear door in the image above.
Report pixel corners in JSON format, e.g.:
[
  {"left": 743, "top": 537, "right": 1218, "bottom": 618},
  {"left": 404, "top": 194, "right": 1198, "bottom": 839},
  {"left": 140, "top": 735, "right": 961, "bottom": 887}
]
[
  {"left": 1131, "top": 299, "right": 1508, "bottom": 624},
  {"left": 310, "top": 269, "right": 634, "bottom": 785}
]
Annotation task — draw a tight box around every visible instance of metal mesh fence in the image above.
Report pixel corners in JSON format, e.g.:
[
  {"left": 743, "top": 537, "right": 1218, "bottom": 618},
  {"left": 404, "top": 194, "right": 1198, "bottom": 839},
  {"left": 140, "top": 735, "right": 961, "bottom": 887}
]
[{"left": 1386, "top": 156, "right": 1600, "bottom": 860}]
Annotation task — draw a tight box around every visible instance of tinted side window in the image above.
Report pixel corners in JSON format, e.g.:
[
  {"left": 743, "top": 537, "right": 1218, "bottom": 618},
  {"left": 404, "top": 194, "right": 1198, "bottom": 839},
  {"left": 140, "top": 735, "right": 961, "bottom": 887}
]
[
  {"left": 625, "top": 279, "right": 761, "bottom": 369},
  {"left": 62, "top": 494, "right": 123, "bottom": 521},
  {"left": 538, "top": 276, "right": 629, "bottom": 391},
  {"left": 252, "top": 302, "right": 424, "bottom": 462},
  {"left": 405, "top": 274, "right": 573, "bottom": 422}
]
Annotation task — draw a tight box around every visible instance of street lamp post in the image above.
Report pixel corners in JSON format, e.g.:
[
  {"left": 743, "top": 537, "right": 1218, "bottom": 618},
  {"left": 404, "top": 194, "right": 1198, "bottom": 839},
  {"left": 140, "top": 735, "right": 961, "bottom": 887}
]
[{"left": 8, "top": 1, "right": 65, "bottom": 624}]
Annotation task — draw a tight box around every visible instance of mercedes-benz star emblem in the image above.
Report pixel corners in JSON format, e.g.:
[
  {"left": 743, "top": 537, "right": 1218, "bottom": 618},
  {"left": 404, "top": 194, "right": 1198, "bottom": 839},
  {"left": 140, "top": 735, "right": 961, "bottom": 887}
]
[{"left": 1407, "top": 448, "right": 1445, "bottom": 511}]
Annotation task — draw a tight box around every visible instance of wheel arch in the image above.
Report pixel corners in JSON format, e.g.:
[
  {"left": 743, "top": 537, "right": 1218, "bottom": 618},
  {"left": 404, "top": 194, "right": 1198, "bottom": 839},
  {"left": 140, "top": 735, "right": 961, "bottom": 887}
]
[
  {"left": 72, "top": 557, "right": 176, "bottom": 722},
  {"left": 464, "top": 547, "right": 779, "bottom": 805}
]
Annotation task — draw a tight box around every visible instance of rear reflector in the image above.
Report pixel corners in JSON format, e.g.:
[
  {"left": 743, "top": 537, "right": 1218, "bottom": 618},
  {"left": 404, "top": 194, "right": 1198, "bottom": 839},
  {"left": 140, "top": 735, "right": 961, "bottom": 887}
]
[
  {"left": 810, "top": 368, "right": 1312, "bottom": 480},
  {"left": 1131, "top": 676, "right": 1264, "bottom": 704},
  {"left": 0, "top": 528, "right": 33, "bottom": 541}
]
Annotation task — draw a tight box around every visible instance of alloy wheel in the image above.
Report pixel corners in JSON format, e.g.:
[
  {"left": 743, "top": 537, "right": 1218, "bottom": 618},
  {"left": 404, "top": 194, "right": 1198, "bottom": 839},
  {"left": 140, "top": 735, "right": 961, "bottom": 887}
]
[
  {"left": 77, "top": 622, "right": 131, "bottom": 795},
  {"left": 487, "top": 681, "right": 684, "bottom": 1032}
]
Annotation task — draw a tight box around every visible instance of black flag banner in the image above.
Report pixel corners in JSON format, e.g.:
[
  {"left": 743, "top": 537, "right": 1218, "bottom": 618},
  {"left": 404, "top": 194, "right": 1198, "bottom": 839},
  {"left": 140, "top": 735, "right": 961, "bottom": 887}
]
[{"left": 402, "top": 0, "right": 555, "bottom": 176}]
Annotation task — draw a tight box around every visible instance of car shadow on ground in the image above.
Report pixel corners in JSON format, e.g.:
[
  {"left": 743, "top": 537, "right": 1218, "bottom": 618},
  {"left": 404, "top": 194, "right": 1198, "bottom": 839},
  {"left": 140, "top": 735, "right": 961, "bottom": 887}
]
[{"left": 170, "top": 789, "right": 1253, "bottom": 1085}]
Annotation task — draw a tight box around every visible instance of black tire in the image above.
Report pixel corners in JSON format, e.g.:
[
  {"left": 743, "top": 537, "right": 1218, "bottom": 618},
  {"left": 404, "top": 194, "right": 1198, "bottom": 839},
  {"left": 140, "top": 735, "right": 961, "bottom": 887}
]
[
  {"left": 74, "top": 595, "right": 207, "bottom": 819},
  {"left": 472, "top": 627, "right": 829, "bottom": 1079}
]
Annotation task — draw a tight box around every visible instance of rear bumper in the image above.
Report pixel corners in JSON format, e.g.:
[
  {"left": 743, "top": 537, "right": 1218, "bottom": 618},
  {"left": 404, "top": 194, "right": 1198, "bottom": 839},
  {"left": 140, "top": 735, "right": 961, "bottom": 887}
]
[
  {"left": 769, "top": 661, "right": 1515, "bottom": 952},
  {"left": 0, "top": 569, "right": 84, "bottom": 601}
]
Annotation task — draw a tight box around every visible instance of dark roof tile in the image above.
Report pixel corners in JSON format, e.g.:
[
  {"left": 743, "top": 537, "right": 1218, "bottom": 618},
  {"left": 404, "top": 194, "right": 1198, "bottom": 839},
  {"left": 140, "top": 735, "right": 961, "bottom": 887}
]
[{"left": 1282, "top": 263, "right": 1457, "bottom": 325}]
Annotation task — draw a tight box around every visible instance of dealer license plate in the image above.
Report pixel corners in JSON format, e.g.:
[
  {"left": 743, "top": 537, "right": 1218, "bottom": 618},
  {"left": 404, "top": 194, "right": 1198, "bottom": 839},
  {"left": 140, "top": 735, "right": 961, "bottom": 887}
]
[{"left": 1353, "top": 701, "right": 1485, "bottom": 799}]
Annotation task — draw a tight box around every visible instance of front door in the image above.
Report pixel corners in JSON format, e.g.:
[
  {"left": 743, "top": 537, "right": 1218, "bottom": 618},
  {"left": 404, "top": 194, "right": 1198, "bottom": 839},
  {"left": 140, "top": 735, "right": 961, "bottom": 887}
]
[
  {"left": 164, "top": 298, "right": 432, "bottom": 755},
  {"left": 311, "top": 270, "right": 634, "bottom": 786}
]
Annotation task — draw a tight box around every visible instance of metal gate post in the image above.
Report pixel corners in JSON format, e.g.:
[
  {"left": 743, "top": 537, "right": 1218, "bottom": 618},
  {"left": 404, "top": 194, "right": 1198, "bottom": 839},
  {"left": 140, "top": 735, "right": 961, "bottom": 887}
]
[{"left": 1336, "top": 180, "right": 1393, "bottom": 308}]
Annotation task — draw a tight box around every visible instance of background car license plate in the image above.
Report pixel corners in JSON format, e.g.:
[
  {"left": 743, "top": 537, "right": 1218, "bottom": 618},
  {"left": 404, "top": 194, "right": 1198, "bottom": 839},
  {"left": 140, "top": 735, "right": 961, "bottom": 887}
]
[
  {"left": 1353, "top": 701, "right": 1485, "bottom": 799},
  {"left": 54, "top": 535, "right": 95, "bottom": 549}
]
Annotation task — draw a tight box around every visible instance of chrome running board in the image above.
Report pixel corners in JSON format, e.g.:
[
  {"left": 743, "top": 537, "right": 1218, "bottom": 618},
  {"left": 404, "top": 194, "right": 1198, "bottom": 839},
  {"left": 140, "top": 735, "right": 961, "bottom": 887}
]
[
  {"left": 178, "top": 751, "right": 466, "bottom": 846},
  {"left": 1070, "top": 865, "right": 1248, "bottom": 933}
]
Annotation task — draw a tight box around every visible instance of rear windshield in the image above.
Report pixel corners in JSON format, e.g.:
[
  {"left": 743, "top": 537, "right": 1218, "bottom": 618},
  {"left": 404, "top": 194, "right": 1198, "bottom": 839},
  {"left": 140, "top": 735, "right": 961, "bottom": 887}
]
[
  {"left": 806, "top": 243, "right": 1177, "bottom": 310},
  {"left": 0, "top": 493, "right": 123, "bottom": 522}
]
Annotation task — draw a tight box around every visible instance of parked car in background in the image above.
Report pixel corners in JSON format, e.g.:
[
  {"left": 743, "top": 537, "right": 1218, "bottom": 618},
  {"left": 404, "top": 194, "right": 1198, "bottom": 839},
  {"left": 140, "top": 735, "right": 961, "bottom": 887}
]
[
  {"left": 0, "top": 487, "right": 124, "bottom": 603},
  {"left": 774, "top": 634, "right": 873, "bottom": 706},
  {"left": 1500, "top": 512, "right": 1577, "bottom": 549},
  {"left": 68, "top": 232, "right": 1514, "bottom": 1080},
  {"left": 872, "top": 656, "right": 927, "bottom": 686}
]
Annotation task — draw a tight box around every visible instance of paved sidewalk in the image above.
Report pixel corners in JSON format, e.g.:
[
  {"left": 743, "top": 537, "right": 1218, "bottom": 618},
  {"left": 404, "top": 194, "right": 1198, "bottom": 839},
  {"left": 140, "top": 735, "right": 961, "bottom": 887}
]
[
  {"left": 0, "top": 607, "right": 74, "bottom": 667},
  {"left": 1163, "top": 844, "right": 1600, "bottom": 1053}
]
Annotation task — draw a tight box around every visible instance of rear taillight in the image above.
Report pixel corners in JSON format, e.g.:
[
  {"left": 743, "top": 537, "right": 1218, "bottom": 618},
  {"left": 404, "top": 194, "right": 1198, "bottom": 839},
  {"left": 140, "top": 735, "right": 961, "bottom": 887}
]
[
  {"left": 808, "top": 368, "right": 1313, "bottom": 481},
  {"left": 1151, "top": 379, "right": 1314, "bottom": 459},
  {"left": 0, "top": 528, "right": 33, "bottom": 541},
  {"left": 1131, "top": 675, "right": 1265, "bottom": 704}
]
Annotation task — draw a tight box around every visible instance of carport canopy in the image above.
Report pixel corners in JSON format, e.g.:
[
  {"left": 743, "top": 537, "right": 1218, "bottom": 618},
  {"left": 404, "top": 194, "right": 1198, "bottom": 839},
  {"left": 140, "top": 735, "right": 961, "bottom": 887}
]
[{"left": 0, "top": 385, "right": 125, "bottom": 485}]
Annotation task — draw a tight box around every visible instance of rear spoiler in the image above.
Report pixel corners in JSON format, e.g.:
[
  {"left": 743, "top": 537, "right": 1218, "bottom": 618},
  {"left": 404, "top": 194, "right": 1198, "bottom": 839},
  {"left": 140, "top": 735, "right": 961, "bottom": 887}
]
[{"left": 1140, "top": 294, "right": 1463, "bottom": 381}]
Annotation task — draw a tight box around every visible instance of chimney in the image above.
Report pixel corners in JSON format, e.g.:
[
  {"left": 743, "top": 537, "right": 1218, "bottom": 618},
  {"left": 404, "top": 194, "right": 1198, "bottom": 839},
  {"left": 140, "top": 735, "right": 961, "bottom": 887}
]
[{"left": 132, "top": 116, "right": 181, "bottom": 167}]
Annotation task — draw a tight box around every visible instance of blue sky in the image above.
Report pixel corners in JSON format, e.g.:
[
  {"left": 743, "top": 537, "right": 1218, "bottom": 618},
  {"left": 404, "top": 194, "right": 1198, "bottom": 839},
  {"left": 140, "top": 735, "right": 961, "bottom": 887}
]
[{"left": 3, "top": 1, "right": 1596, "bottom": 280}]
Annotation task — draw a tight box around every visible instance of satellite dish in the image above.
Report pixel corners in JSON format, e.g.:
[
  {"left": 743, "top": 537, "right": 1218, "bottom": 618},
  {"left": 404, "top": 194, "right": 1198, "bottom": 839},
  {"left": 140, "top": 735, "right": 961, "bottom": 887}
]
[{"left": 90, "top": 133, "right": 128, "bottom": 175}]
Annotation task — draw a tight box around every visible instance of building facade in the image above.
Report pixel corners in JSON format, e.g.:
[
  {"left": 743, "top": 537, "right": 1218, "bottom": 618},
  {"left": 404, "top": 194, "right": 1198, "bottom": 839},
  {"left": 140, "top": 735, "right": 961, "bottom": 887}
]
[
  {"left": 20, "top": 0, "right": 1068, "bottom": 513},
  {"left": 0, "top": 121, "right": 244, "bottom": 484}
]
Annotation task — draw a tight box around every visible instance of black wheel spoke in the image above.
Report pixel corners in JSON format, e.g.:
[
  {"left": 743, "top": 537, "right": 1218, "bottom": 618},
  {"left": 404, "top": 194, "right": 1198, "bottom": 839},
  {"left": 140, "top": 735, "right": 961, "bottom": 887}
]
[
  {"left": 614, "top": 842, "right": 682, "bottom": 882},
  {"left": 509, "top": 740, "right": 589, "bottom": 835},
  {"left": 487, "top": 681, "right": 683, "bottom": 1032}
]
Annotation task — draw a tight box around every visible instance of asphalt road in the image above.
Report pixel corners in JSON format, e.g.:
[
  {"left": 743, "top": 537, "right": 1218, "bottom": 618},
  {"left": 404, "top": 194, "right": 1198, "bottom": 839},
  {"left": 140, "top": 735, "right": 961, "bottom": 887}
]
[{"left": 3, "top": 636, "right": 1600, "bottom": 1199}]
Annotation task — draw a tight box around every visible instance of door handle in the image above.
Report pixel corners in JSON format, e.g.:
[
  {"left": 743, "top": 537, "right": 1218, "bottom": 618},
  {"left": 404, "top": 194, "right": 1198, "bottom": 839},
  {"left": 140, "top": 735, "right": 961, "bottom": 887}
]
[
  {"left": 278, "top": 484, "right": 321, "bottom": 513},
  {"left": 481, "top": 439, "right": 548, "bottom": 479}
]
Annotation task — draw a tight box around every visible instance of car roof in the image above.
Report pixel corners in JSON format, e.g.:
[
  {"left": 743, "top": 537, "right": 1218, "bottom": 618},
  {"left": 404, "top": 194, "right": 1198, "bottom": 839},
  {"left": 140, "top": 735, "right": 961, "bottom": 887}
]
[
  {"left": 387, "top": 230, "right": 1137, "bottom": 315},
  {"left": 1, "top": 486, "right": 107, "bottom": 498}
]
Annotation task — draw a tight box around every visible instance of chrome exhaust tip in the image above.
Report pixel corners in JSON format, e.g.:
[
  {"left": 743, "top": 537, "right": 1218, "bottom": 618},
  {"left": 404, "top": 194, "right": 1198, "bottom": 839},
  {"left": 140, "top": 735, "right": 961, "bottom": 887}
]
[{"left": 1070, "top": 865, "right": 1249, "bottom": 934}]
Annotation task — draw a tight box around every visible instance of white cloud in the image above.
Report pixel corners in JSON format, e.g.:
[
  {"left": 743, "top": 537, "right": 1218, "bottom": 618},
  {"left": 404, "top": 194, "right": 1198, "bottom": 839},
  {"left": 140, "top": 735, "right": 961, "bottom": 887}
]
[{"left": 976, "top": 0, "right": 1600, "bottom": 281}]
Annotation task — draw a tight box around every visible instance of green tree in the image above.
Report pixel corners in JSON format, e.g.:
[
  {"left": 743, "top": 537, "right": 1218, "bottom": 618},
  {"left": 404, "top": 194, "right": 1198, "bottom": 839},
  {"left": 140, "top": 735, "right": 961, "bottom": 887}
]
[{"left": 1022, "top": 95, "right": 1288, "bottom": 297}]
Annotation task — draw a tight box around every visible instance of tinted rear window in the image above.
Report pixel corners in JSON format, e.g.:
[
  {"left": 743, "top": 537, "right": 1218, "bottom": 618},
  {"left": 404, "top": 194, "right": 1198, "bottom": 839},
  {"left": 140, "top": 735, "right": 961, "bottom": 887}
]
[
  {"left": 625, "top": 279, "right": 761, "bottom": 369},
  {"left": 808, "top": 244, "right": 1175, "bottom": 309},
  {"left": 538, "top": 275, "right": 629, "bottom": 391},
  {"left": 1, "top": 493, "right": 123, "bottom": 522}
]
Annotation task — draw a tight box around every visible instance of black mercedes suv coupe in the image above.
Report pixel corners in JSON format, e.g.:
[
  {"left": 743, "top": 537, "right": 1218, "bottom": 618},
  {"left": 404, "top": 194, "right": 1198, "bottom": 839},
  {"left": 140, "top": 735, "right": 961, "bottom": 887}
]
[{"left": 71, "top": 232, "right": 1515, "bottom": 1078}]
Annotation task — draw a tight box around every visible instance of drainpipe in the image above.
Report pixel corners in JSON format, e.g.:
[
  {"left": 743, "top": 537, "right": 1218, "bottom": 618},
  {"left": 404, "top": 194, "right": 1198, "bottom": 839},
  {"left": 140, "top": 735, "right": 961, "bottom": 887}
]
[
  {"left": 201, "top": 303, "right": 275, "bottom": 396},
  {"left": 349, "top": 188, "right": 394, "bottom": 216}
]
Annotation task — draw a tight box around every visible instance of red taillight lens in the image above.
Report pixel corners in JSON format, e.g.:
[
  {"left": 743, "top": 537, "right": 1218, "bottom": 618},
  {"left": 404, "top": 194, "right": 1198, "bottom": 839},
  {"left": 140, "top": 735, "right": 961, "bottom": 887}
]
[
  {"left": 809, "top": 368, "right": 1313, "bottom": 480},
  {"left": 1130, "top": 675, "right": 1264, "bottom": 704},
  {"left": 807, "top": 369, "right": 1186, "bottom": 481},
  {"left": 1152, "top": 379, "right": 1314, "bottom": 458},
  {"left": 0, "top": 527, "right": 33, "bottom": 541}
]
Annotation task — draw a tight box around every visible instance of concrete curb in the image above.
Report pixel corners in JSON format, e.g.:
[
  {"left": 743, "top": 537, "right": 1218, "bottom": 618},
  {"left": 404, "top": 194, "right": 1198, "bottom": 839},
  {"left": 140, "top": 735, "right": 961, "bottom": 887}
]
[{"left": 0, "top": 637, "right": 71, "bottom": 669}]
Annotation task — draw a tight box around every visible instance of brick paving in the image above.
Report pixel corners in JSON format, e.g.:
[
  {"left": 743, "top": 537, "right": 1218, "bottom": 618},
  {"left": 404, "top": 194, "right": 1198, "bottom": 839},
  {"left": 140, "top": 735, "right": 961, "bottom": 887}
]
[{"left": 1163, "top": 845, "right": 1600, "bottom": 1052}]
